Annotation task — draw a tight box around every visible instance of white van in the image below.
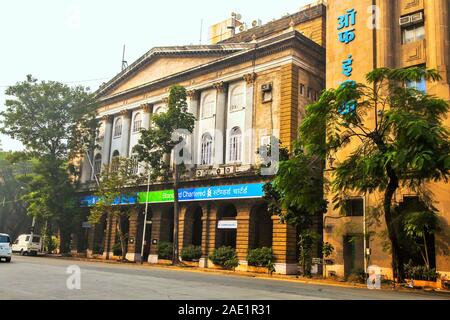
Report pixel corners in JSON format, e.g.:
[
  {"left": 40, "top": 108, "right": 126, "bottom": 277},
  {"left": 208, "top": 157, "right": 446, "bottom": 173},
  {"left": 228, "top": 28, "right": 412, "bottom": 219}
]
[
  {"left": 0, "top": 233, "right": 12, "bottom": 262},
  {"left": 12, "top": 234, "right": 42, "bottom": 256}
]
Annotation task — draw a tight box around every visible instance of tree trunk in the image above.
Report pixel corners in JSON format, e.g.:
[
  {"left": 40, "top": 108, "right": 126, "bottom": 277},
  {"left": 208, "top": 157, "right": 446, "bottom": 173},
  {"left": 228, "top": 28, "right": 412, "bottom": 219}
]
[
  {"left": 116, "top": 217, "right": 127, "bottom": 261},
  {"left": 383, "top": 165, "right": 404, "bottom": 282},
  {"left": 172, "top": 163, "right": 180, "bottom": 265}
]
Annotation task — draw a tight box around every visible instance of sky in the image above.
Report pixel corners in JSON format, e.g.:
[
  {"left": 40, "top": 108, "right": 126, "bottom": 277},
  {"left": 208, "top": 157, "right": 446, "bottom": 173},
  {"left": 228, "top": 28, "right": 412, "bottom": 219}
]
[{"left": 0, "top": 0, "right": 312, "bottom": 151}]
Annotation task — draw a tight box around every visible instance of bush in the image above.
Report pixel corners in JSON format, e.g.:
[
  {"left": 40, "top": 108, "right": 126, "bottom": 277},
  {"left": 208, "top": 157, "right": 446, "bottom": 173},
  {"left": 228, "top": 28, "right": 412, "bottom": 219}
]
[
  {"left": 112, "top": 242, "right": 122, "bottom": 257},
  {"left": 210, "top": 246, "right": 239, "bottom": 270},
  {"left": 247, "top": 247, "right": 274, "bottom": 268},
  {"left": 404, "top": 261, "right": 439, "bottom": 281},
  {"left": 158, "top": 241, "right": 173, "bottom": 260},
  {"left": 181, "top": 245, "right": 202, "bottom": 262},
  {"left": 346, "top": 269, "right": 366, "bottom": 284}
]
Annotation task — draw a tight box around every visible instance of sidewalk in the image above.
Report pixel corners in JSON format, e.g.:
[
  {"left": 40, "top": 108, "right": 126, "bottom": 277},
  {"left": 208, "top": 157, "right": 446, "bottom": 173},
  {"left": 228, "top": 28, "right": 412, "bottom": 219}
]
[{"left": 41, "top": 253, "right": 450, "bottom": 296}]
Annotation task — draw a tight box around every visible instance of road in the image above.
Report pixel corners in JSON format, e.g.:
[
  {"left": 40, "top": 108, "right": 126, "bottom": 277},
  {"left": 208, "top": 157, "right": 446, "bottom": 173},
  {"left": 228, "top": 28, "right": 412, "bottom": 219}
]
[{"left": 0, "top": 255, "right": 448, "bottom": 300}]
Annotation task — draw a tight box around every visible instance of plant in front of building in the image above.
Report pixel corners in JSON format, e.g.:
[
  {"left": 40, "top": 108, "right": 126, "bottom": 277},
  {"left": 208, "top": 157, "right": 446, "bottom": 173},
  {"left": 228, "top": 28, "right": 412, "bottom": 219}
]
[
  {"left": 0, "top": 75, "right": 98, "bottom": 254},
  {"left": 210, "top": 246, "right": 239, "bottom": 270},
  {"left": 247, "top": 247, "right": 275, "bottom": 271},
  {"left": 306, "top": 67, "right": 450, "bottom": 282},
  {"left": 181, "top": 245, "right": 202, "bottom": 262},
  {"left": 157, "top": 241, "right": 174, "bottom": 260},
  {"left": 134, "top": 85, "right": 195, "bottom": 265},
  {"left": 88, "top": 157, "right": 139, "bottom": 262}
]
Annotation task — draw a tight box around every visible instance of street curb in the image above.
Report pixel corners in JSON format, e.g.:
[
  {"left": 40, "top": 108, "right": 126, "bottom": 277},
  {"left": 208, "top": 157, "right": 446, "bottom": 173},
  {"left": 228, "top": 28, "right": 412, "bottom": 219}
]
[{"left": 38, "top": 254, "right": 450, "bottom": 296}]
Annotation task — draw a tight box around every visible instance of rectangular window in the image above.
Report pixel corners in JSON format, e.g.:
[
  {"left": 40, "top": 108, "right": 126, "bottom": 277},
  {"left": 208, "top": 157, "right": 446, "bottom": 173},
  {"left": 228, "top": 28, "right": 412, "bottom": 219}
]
[
  {"left": 406, "top": 75, "right": 426, "bottom": 93},
  {"left": 344, "top": 198, "right": 364, "bottom": 217},
  {"left": 307, "top": 87, "right": 313, "bottom": 100},
  {"left": 300, "top": 84, "right": 305, "bottom": 96},
  {"left": 402, "top": 23, "right": 425, "bottom": 44}
]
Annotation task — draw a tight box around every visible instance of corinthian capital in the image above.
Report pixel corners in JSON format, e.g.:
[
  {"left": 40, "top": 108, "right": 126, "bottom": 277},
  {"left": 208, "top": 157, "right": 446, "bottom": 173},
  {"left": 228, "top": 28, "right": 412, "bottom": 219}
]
[
  {"left": 243, "top": 73, "right": 257, "bottom": 84},
  {"left": 213, "top": 81, "right": 225, "bottom": 93}
]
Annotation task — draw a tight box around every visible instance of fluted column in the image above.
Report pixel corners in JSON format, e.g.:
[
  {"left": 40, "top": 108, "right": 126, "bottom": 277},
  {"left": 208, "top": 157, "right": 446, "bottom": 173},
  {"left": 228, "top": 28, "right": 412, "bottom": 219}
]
[
  {"left": 120, "top": 110, "right": 132, "bottom": 158},
  {"left": 187, "top": 90, "right": 200, "bottom": 166},
  {"left": 213, "top": 82, "right": 227, "bottom": 166},
  {"left": 102, "top": 115, "right": 113, "bottom": 166},
  {"left": 243, "top": 73, "right": 257, "bottom": 165}
]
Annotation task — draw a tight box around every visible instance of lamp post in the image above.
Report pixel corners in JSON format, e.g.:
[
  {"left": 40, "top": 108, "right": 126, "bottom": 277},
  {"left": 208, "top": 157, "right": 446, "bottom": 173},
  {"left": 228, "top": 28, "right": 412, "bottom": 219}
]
[{"left": 140, "top": 164, "right": 151, "bottom": 264}]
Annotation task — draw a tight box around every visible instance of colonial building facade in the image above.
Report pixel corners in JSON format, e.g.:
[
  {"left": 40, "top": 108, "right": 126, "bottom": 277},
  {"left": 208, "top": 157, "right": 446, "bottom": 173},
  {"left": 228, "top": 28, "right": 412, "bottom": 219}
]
[
  {"left": 324, "top": 0, "right": 450, "bottom": 279},
  {"left": 73, "top": 4, "right": 326, "bottom": 275}
]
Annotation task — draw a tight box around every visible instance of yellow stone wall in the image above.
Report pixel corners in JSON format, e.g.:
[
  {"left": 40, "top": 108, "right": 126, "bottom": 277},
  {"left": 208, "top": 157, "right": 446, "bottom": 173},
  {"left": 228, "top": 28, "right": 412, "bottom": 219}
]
[{"left": 325, "top": 0, "right": 450, "bottom": 279}]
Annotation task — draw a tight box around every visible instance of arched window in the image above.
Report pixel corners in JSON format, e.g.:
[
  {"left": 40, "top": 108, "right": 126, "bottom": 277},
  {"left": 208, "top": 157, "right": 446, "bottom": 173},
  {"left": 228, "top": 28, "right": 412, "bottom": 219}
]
[
  {"left": 230, "top": 85, "right": 244, "bottom": 111},
  {"left": 201, "top": 94, "right": 215, "bottom": 119},
  {"left": 200, "top": 133, "right": 213, "bottom": 165},
  {"left": 93, "top": 154, "right": 102, "bottom": 177},
  {"left": 111, "top": 150, "right": 120, "bottom": 172},
  {"left": 113, "top": 117, "right": 122, "bottom": 138},
  {"left": 229, "top": 127, "right": 242, "bottom": 163},
  {"left": 132, "top": 113, "right": 142, "bottom": 133}
]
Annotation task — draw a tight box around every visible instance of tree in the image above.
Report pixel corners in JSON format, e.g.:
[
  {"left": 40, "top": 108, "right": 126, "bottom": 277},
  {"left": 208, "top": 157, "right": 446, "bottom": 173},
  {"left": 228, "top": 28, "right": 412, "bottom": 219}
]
[
  {"left": 0, "top": 75, "right": 98, "bottom": 253},
  {"left": 305, "top": 67, "right": 450, "bottom": 281},
  {"left": 88, "top": 157, "right": 139, "bottom": 261},
  {"left": 263, "top": 99, "right": 328, "bottom": 275},
  {"left": 134, "top": 85, "right": 195, "bottom": 264}
]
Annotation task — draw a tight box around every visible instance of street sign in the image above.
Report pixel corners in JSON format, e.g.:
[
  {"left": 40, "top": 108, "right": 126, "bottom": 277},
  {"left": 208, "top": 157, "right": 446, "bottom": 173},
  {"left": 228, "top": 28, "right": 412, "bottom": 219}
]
[
  {"left": 81, "top": 222, "right": 92, "bottom": 229},
  {"left": 217, "top": 220, "right": 238, "bottom": 229}
]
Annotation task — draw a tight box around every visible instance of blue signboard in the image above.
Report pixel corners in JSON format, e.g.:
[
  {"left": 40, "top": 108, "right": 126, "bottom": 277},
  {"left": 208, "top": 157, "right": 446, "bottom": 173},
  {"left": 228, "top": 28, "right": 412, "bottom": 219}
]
[
  {"left": 80, "top": 195, "right": 138, "bottom": 207},
  {"left": 178, "top": 183, "right": 265, "bottom": 202}
]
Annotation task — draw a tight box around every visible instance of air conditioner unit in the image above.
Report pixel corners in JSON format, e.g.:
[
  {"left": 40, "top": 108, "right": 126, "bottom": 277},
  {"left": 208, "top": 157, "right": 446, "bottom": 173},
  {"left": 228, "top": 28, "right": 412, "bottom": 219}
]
[
  {"left": 251, "top": 19, "right": 262, "bottom": 28},
  {"left": 399, "top": 16, "right": 411, "bottom": 26},
  {"left": 224, "top": 166, "right": 236, "bottom": 175},
  {"left": 261, "top": 83, "right": 272, "bottom": 92},
  {"left": 238, "top": 23, "right": 248, "bottom": 32},
  {"left": 195, "top": 169, "right": 205, "bottom": 178},
  {"left": 411, "top": 12, "right": 424, "bottom": 24}
]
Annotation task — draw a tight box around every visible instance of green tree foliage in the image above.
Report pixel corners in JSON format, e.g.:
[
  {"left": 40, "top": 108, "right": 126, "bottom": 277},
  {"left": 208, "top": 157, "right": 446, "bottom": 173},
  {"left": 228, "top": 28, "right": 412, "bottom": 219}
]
[
  {"left": 0, "top": 75, "right": 98, "bottom": 253},
  {"left": 0, "top": 152, "right": 33, "bottom": 239},
  {"left": 305, "top": 67, "right": 450, "bottom": 280},
  {"left": 134, "top": 85, "right": 195, "bottom": 264},
  {"left": 88, "top": 157, "right": 139, "bottom": 261}
]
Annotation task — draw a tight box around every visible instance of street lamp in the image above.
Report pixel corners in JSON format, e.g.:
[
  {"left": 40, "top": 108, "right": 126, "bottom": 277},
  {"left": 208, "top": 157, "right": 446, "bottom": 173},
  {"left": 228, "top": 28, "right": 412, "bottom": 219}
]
[{"left": 140, "top": 163, "right": 151, "bottom": 264}]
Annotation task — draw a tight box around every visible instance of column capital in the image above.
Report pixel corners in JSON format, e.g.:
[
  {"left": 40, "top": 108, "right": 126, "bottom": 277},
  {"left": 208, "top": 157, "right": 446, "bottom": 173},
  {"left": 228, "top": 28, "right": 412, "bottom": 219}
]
[
  {"left": 186, "top": 89, "right": 199, "bottom": 101},
  {"left": 243, "top": 72, "right": 257, "bottom": 84},
  {"left": 119, "top": 109, "right": 132, "bottom": 118},
  {"left": 213, "top": 81, "right": 225, "bottom": 93},
  {"left": 140, "top": 103, "right": 152, "bottom": 113},
  {"left": 161, "top": 97, "right": 169, "bottom": 104},
  {"left": 101, "top": 114, "right": 113, "bottom": 121}
]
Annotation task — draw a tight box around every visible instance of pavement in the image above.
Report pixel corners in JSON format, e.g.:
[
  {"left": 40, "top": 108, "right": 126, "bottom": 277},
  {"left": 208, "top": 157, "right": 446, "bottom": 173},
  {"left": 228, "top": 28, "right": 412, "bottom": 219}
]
[{"left": 1, "top": 255, "right": 449, "bottom": 300}]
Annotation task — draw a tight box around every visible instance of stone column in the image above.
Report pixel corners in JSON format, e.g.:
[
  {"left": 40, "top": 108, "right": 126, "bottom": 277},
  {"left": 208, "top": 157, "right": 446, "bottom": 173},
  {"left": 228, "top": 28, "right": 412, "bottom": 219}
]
[
  {"left": 213, "top": 82, "right": 227, "bottom": 166},
  {"left": 102, "top": 115, "right": 113, "bottom": 166},
  {"left": 199, "top": 203, "right": 217, "bottom": 268},
  {"left": 80, "top": 151, "right": 93, "bottom": 184},
  {"left": 125, "top": 210, "right": 140, "bottom": 262},
  {"left": 141, "top": 103, "right": 152, "bottom": 130},
  {"left": 120, "top": 110, "right": 132, "bottom": 158},
  {"left": 243, "top": 73, "right": 257, "bottom": 165},
  {"left": 70, "top": 232, "right": 79, "bottom": 256},
  {"left": 272, "top": 215, "right": 298, "bottom": 275},
  {"left": 178, "top": 206, "right": 189, "bottom": 258},
  {"left": 148, "top": 207, "right": 162, "bottom": 264},
  {"left": 187, "top": 90, "right": 200, "bottom": 166},
  {"left": 236, "top": 201, "right": 251, "bottom": 271}
]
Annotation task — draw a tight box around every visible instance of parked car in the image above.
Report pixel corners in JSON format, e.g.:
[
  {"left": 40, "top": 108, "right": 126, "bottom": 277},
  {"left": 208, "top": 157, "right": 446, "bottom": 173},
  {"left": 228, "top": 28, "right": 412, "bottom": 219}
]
[
  {"left": 0, "top": 233, "right": 12, "bottom": 262},
  {"left": 12, "top": 234, "right": 42, "bottom": 256}
]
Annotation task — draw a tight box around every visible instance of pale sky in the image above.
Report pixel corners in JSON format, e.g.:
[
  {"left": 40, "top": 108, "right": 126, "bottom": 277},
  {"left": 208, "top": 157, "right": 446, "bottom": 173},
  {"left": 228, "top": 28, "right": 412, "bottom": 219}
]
[{"left": 0, "top": 0, "right": 312, "bottom": 151}]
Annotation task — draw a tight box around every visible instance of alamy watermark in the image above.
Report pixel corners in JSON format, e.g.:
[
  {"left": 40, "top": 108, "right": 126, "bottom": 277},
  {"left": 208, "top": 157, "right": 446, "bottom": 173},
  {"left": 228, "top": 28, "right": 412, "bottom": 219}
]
[{"left": 66, "top": 265, "right": 81, "bottom": 290}]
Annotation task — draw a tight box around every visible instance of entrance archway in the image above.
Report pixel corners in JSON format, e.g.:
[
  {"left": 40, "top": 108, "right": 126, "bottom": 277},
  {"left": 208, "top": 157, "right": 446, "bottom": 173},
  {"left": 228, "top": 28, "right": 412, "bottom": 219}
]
[
  {"left": 216, "top": 203, "right": 237, "bottom": 249},
  {"left": 250, "top": 203, "right": 273, "bottom": 249},
  {"left": 184, "top": 205, "right": 203, "bottom": 247}
]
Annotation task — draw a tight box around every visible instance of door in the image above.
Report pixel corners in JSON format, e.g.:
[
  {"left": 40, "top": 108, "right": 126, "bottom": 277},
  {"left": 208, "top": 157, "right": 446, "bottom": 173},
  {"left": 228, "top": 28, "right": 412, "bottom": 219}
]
[{"left": 343, "top": 235, "right": 364, "bottom": 277}]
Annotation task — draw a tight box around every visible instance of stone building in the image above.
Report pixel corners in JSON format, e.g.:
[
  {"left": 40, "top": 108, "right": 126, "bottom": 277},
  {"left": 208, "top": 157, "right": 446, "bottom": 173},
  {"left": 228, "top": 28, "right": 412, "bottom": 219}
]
[
  {"left": 73, "top": 3, "right": 326, "bottom": 275},
  {"left": 324, "top": 0, "right": 450, "bottom": 280}
]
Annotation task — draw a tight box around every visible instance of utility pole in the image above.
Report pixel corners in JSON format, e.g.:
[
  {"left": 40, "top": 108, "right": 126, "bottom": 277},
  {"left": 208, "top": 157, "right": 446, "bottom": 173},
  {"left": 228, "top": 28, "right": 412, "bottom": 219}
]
[
  {"left": 121, "top": 45, "right": 128, "bottom": 71},
  {"left": 140, "top": 166, "right": 151, "bottom": 264}
]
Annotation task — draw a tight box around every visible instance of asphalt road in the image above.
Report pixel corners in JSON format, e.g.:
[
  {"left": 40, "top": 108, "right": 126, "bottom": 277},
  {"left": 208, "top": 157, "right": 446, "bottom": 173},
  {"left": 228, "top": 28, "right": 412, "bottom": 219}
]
[{"left": 0, "top": 255, "right": 448, "bottom": 300}]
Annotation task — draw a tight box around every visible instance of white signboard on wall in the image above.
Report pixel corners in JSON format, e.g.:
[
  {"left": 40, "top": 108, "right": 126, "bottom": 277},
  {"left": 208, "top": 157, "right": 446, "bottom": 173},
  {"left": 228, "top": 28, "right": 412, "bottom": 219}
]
[{"left": 217, "top": 220, "right": 238, "bottom": 229}]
